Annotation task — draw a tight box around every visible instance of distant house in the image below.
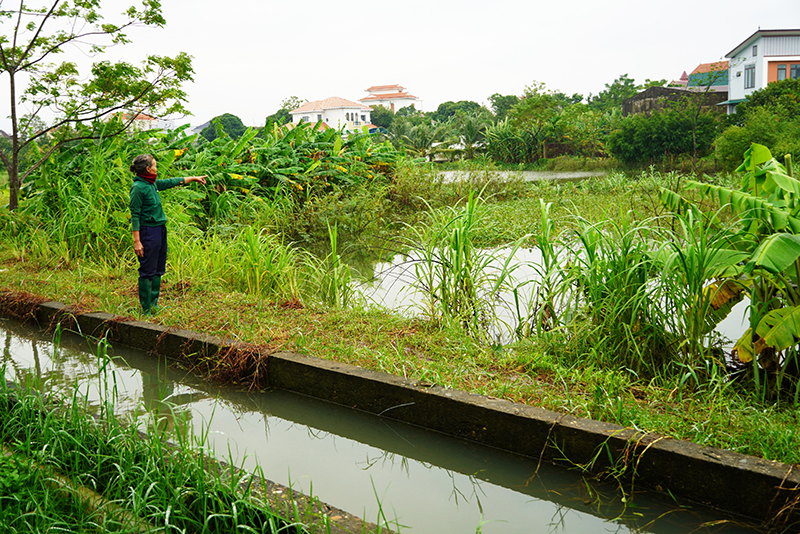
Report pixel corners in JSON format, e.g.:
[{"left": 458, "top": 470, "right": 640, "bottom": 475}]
[
  {"left": 722, "top": 28, "right": 800, "bottom": 113},
  {"left": 670, "top": 71, "right": 689, "bottom": 87},
  {"left": 117, "top": 112, "right": 160, "bottom": 132},
  {"left": 191, "top": 121, "right": 211, "bottom": 135},
  {"left": 289, "top": 97, "right": 372, "bottom": 130},
  {"left": 359, "top": 84, "right": 420, "bottom": 112},
  {"left": 688, "top": 61, "right": 729, "bottom": 92}
]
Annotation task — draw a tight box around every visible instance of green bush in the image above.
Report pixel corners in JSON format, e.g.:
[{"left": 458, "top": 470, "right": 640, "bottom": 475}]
[
  {"left": 606, "top": 104, "right": 719, "bottom": 165},
  {"left": 715, "top": 107, "right": 800, "bottom": 171}
]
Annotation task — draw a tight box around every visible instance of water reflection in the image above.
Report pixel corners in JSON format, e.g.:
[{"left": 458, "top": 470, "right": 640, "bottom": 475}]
[{"left": 0, "top": 319, "right": 757, "bottom": 534}]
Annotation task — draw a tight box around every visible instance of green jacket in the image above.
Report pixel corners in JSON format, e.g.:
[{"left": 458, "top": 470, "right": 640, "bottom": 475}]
[{"left": 129, "top": 176, "right": 185, "bottom": 231}]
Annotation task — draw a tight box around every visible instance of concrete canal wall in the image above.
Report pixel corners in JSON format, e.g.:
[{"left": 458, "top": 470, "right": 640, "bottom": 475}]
[{"left": 3, "top": 293, "right": 799, "bottom": 528}]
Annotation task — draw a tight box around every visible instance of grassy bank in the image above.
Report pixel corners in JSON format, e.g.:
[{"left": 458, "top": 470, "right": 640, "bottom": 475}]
[{"left": 2, "top": 169, "right": 799, "bottom": 470}]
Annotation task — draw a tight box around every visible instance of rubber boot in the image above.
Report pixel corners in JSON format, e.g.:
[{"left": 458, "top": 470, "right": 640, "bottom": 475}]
[
  {"left": 138, "top": 278, "right": 152, "bottom": 315},
  {"left": 150, "top": 275, "right": 162, "bottom": 314}
]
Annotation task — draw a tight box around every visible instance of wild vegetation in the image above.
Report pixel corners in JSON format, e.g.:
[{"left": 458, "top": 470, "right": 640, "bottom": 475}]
[
  {"left": 2, "top": 117, "right": 800, "bottom": 475},
  {"left": 2, "top": 51, "right": 800, "bottom": 534}
]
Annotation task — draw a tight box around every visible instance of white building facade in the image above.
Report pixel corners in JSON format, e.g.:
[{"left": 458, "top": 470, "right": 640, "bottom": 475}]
[
  {"left": 359, "top": 84, "right": 420, "bottom": 112},
  {"left": 725, "top": 29, "right": 800, "bottom": 113},
  {"left": 289, "top": 97, "right": 372, "bottom": 130}
]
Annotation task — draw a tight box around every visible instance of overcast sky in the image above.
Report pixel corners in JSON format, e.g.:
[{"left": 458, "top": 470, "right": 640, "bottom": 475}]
[{"left": 2, "top": 0, "right": 799, "bottom": 131}]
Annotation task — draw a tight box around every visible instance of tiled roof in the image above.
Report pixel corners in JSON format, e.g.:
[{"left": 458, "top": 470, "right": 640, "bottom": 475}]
[
  {"left": 290, "top": 97, "right": 369, "bottom": 113},
  {"left": 360, "top": 92, "right": 418, "bottom": 101},
  {"left": 691, "top": 61, "right": 729, "bottom": 75},
  {"left": 121, "top": 112, "right": 157, "bottom": 121},
  {"left": 365, "top": 84, "right": 404, "bottom": 92}
]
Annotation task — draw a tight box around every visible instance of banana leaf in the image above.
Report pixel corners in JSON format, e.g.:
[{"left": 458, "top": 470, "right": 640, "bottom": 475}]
[
  {"left": 755, "top": 306, "right": 800, "bottom": 351},
  {"left": 745, "top": 232, "right": 800, "bottom": 274}
]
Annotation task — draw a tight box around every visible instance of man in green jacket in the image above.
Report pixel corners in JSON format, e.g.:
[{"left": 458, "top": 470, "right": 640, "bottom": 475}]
[{"left": 129, "top": 154, "right": 207, "bottom": 314}]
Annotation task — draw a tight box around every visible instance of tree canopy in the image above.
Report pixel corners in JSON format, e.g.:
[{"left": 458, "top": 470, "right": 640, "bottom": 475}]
[
  {"left": 201, "top": 113, "right": 247, "bottom": 141},
  {"left": 0, "top": 0, "right": 195, "bottom": 210},
  {"left": 731, "top": 78, "right": 800, "bottom": 124},
  {"left": 369, "top": 105, "right": 394, "bottom": 129},
  {"left": 488, "top": 93, "right": 519, "bottom": 120},
  {"left": 428, "top": 100, "right": 485, "bottom": 123},
  {"left": 264, "top": 96, "right": 306, "bottom": 127}
]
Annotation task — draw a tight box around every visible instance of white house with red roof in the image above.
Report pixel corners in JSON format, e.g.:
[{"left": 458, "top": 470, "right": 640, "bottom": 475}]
[
  {"left": 359, "top": 84, "right": 420, "bottom": 112},
  {"left": 723, "top": 28, "right": 800, "bottom": 113},
  {"left": 289, "top": 97, "right": 373, "bottom": 130},
  {"left": 118, "top": 112, "right": 160, "bottom": 131}
]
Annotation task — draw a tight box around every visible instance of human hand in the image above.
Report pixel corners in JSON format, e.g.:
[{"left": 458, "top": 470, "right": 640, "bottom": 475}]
[
  {"left": 185, "top": 175, "right": 208, "bottom": 185},
  {"left": 134, "top": 241, "right": 144, "bottom": 257}
]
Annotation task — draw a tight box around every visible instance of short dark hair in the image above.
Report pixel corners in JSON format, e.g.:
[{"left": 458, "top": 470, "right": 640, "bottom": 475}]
[{"left": 130, "top": 154, "right": 154, "bottom": 175}]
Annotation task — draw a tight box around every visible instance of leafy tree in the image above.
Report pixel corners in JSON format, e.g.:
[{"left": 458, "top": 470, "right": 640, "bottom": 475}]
[
  {"left": 0, "top": 0, "right": 194, "bottom": 210},
  {"left": 428, "top": 100, "right": 484, "bottom": 123},
  {"left": 396, "top": 105, "right": 420, "bottom": 117},
  {"left": 730, "top": 78, "right": 800, "bottom": 125},
  {"left": 715, "top": 79, "right": 800, "bottom": 170},
  {"left": 201, "top": 113, "right": 247, "bottom": 142},
  {"left": 588, "top": 74, "right": 641, "bottom": 113},
  {"left": 643, "top": 78, "right": 668, "bottom": 89},
  {"left": 508, "top": 82, "right": 565, "bottom": 160},
  {"left": 488, "top": 93, "right": 519, "bottom": 120},
  {"left": 551, "top": 91, "right": 584, "bottom": 106},
  {"left": 279, "top": 96, "right": 306, "bottom": 111},
  {"left": 607, "top": 102, "right": 719, "bottom": 165},
  {"left": 264, "top": 109, "right": 291, "bottom": 127},
  {"left": 264, "top": 95, "right": 306, "bottom": 127},
  {"left": 716, "top": 108, "right": 800, "bottom": 171},
  {"left": 369, "top": 105, "right": 394, "bottom": 129}
]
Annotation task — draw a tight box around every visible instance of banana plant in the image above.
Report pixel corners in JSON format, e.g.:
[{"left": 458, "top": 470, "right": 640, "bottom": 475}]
[{"left": 661, "top": 143, "right": 800, "bottom": 386}]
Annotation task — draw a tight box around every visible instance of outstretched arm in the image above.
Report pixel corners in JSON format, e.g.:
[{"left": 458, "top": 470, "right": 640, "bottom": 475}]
[{"left": 182, "top": 175, "right": 208, "bottom": 185}]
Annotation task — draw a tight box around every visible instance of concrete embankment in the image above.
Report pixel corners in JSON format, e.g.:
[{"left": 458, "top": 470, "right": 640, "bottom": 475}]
[{"left": 2, "top": 293, "right": 799, "bottom": 529}]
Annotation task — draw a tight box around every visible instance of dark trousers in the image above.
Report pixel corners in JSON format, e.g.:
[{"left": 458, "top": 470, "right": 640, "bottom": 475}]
[{"left": 138, "top": 224, "right": 167, "bottom": 280}]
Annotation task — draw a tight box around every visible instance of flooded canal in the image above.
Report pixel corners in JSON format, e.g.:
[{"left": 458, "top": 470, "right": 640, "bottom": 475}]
[{"left": 1, "top": 318, "right": 758, "bottom": 533}]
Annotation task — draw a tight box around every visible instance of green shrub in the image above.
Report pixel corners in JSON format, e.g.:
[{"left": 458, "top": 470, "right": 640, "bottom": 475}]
[
  {"left": 607, "top": 104, "right": 720, "bottom": 165},
  {"left": 715, "top": 107, "right": 800, "bottom": 171}
]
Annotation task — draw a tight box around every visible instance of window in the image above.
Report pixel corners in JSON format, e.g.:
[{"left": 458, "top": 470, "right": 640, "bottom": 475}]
[
  {"left": 301, "top": 116, "right": 309, "bottom": 123},
  {"left": 778, "top": 64, "right": 787, "bottom": 80},
  {"left": 317, "top": 114, "right": 322, "bottom": 121},
  {"left": 744, "top": 64, "right": 755, "bottom": 89},
  {"left": 792, "top": 64, "right": 800, "bottom": 80},
  {"left": 752, "top": 45, "right": 758, "bottom": 56},
  {"left": 361, "top": 115, "right": 366, "bottom": 122}
]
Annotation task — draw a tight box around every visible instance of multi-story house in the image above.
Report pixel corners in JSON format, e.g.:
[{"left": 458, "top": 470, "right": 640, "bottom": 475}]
[
  {"left": 688, "top": 61, "right": 729, "bottom": 92},
  {"left": 724, "top": 28, "right": 800, "bottom": 113},
  {"left": 359, "top": 84, "right": 420, "bottom": 112},
  {"left": 289, "top": 97, "right": 372, "bottom": 130}
]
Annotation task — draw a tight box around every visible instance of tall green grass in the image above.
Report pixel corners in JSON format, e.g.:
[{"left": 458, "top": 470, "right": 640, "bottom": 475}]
[
  {"left": 401, "top": 190, "right": 524, "bottom": 343},
  {"left": 0, "top": 379, "right": 305, "bottom": 533}
]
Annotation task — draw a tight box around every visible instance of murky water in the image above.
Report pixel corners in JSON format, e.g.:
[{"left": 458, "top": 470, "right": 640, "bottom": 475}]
[
  {"left": 1, "top": 319, "right": 758, "bottom": 533},
  {"left": 435, "top": 169, "right": 607, "bottom": 184}
]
